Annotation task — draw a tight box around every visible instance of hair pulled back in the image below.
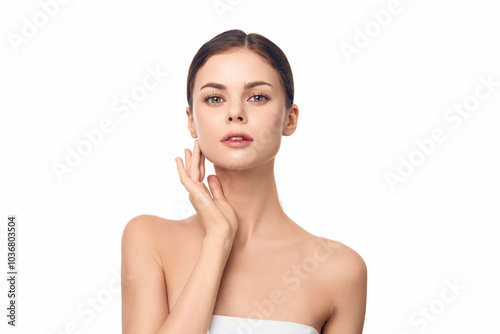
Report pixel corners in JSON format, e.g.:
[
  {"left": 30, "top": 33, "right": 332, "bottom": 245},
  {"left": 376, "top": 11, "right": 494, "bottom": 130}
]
[{"left": 186, "top": 29, "right": 294, "bottom": 112}]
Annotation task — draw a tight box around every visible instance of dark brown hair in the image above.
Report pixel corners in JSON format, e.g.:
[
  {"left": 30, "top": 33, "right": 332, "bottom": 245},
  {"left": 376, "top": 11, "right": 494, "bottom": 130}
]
[{"left": 186, "top": 29, "right": 294, "bottom": 113}]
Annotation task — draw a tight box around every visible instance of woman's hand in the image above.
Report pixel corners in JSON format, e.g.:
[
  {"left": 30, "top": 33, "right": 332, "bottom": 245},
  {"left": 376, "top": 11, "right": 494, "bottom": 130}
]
[{"left": 175, "top": 139, "right": 238, "bottom": 241}]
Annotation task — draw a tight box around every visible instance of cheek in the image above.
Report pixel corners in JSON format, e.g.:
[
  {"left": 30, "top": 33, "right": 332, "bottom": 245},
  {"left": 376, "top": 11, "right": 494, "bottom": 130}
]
[
  {"left": 193, "top": 111, "right": 213, "bottom": 138},
  {"left": 193, "top": 112, "right": 223, "bottom": 160},
  {"left": 253, "top": 112, "right": 285, "bottom": 146}
]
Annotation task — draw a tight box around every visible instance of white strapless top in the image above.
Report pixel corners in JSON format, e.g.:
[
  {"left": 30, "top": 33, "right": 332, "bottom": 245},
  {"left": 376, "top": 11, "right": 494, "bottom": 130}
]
[{"left": 208, "top": 314, "right": 319, "bottom": 334}]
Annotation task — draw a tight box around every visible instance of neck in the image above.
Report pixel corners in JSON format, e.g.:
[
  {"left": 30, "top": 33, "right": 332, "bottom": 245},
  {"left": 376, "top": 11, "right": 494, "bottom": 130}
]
[{"left": 213, "top": 158, "right": 288, "bottom": 249}]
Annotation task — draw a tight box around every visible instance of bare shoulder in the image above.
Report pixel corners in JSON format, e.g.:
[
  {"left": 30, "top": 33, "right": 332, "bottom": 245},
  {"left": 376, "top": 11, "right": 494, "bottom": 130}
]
[
  {"left": 121, "top": 214, "right": 202, "bottom": 259},
  {"left": 121, "top": 215, "right": 188, "bottom": 332},
  {"left": 123, "top": 214, "right": 170, "bottom": 230},
  {"left": 291, "top": 233, "right": 367, "bottom": 285},
  {"left": 122, "top": 214, "right": 200, "bottom": 241},
  {"left": 312, "top": 236, "right": 367, "bottom": 276},
  {"left": 122, "top": 214, "right": 168, "bottom": 243},
  {"left": 305, "top": 235, "right": 367, "bottom": 297},
  {"left": 309, "top": 236, "right": 367, "bottom": 325},
  {"left": 121, "top": 214, "right": 191, "bottom": 263},
  {"left": 122, "top": 214, "right": 193, "bottom": 238}
]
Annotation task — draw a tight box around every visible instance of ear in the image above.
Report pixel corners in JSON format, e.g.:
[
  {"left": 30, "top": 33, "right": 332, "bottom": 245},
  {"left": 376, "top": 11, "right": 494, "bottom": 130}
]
[
  {"left": 283, "top": 104, "right": 299, "bottom": 136},
  {"left": 186, "top": 106, "right": 198, "bottom": 138}
]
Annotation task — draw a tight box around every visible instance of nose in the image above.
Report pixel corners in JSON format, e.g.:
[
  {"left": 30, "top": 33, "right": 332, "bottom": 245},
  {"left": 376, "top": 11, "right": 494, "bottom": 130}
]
[{"left": 226, "top": 102, "right": 247, "bottom": 123}]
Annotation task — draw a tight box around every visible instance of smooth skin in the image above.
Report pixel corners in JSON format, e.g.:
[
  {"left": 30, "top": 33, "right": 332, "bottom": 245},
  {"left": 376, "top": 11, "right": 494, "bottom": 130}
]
[{"left": 121, "top": 48, "right": 367, "bottom": 334}]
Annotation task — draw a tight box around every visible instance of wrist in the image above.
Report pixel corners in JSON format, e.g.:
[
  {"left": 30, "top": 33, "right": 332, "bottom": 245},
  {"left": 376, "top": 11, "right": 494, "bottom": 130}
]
[{"left": 203, "top": 233, "right": 234, "bottom": 251}]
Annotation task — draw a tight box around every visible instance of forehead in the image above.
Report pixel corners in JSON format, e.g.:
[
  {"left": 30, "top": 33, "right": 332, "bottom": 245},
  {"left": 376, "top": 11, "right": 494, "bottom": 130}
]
[{"left": 193, "top": 48, "right": 281, "bottom": 90}]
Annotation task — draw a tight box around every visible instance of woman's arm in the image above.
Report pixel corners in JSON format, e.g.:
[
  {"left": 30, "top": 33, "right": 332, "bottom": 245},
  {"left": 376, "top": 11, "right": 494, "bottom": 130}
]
[
  {"left": 121, "top": 215, "right": 234, "bottom": 334},
  {"left": 321, "top": 246, "right": 367, "bottom": 334},
  {"left": 123, "top": 139, "right": 238, "bottom": 333},
  {"left": 121, "top": 215, "right": 169, "bottom": 334},
  {"left": 153, "top": 235, "right": 233, "bottom": 334}
]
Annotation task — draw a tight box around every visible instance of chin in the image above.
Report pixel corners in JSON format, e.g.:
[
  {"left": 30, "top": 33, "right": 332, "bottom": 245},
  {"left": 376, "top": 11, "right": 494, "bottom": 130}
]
[
  {"left": 204, "top": 143, "right": 279, "bottom": 171},
  {"left": 212, "top": 158, "right": 253, "bottom": 171},
  {"left": 215, "top": 156, "right": 277, "bottom": 173}
]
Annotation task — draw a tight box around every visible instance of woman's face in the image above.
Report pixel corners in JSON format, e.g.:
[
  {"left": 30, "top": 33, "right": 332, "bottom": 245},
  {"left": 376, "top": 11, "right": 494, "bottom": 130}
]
[{"left": 187, "top": 48, "right": 298, "bottom": 170}]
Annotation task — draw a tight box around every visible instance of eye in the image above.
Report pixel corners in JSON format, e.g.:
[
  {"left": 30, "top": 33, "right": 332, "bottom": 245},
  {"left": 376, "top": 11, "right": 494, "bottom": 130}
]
[
  {"left": 249, "top": 94, "right": 269, "bottom": 103},
  {"left": 204, "top": 94, "right": 225, "bottom": 104}
]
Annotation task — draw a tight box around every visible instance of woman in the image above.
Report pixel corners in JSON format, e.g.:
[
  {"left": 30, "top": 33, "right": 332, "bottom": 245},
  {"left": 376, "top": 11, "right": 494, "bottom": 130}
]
[{"left": 121, "top": 29, "right": 367, "bottom": 334}]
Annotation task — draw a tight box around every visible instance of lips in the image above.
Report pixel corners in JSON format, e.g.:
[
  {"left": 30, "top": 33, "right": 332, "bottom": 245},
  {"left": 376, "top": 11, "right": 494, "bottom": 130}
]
[{"left": 220, "top": 130, "right": 254, "bottom": 142}]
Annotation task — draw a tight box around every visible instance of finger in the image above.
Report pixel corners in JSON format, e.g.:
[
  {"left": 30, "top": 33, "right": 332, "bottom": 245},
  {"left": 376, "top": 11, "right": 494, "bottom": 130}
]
[
  {"left": 207, "top": 174, "right": 226, "bottom": 201},
  {"left": 200, "top": 152, "right": 205, "bottom": 181},
  {"left": 176, "top": 158, "right": 221, "bottom": 226},
  {"left": 190, "top": 139, "right": 201, "bottom": 182},
  {"left": 185, "top": 148, "right": 192, "bottom": 177},
  {"left": 175, "top": 157, "right": 188, "bottom": 183},
  {"left": 176, "top": 156, "right": 204, "bottom": 199}
]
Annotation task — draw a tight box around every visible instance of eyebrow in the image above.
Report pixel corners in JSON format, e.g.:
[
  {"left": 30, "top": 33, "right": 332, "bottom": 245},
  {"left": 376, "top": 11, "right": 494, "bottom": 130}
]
[{"left": 199, "top": 81, "right": 273, "bottom": 91}]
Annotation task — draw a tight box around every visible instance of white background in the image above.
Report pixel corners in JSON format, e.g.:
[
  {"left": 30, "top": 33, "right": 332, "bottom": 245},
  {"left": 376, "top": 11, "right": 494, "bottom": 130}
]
[{"left": 1, "top": 0, "right": 499, "bottom": 333}]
